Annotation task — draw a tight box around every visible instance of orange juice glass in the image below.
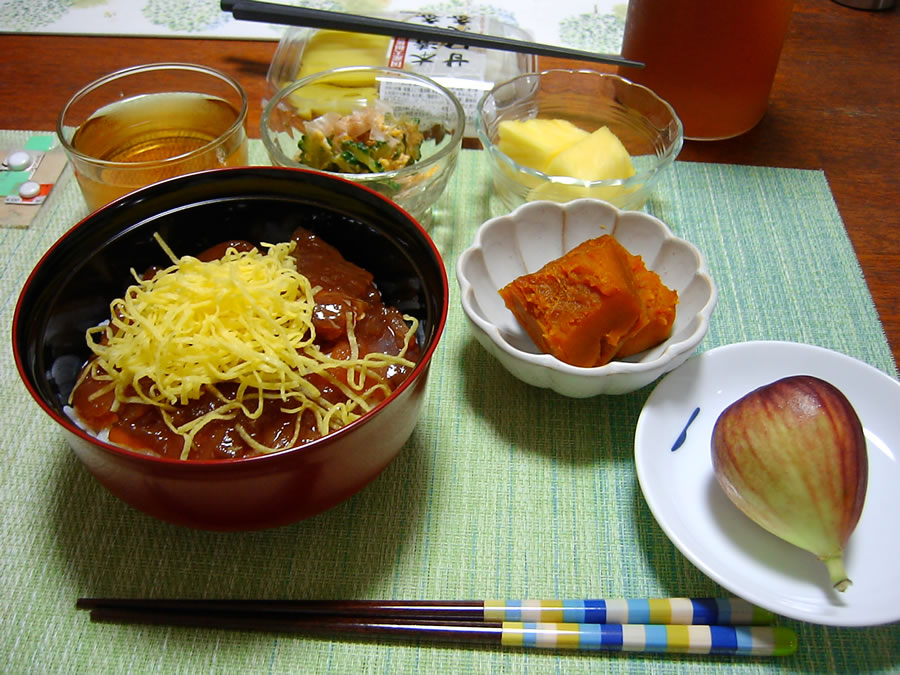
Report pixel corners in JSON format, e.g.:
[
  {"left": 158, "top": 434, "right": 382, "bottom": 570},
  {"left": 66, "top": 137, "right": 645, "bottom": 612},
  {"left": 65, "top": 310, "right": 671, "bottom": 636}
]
[{"left": 619, "top": 0, "right": 794, "bottom": 140}]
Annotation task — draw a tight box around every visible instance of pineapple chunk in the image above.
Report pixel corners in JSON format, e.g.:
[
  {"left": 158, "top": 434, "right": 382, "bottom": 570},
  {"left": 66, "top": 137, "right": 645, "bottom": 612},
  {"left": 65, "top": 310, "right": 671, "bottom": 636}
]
[
  {"left": 528, "top": 125, "right": 637, "bottom": 204},
  {"left": 527, "top": 180, "right": 637, "bottom": 204},
  {"left": 544, "top": 125, "right": 635, "bottom": 181},
  {"left": 497, "top": 118, "right": 589, "bottom": 173}
]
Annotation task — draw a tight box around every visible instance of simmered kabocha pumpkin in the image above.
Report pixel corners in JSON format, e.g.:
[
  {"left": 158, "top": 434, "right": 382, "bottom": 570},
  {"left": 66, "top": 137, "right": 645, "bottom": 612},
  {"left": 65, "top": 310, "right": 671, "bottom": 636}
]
[{"left": 499, "top": 235, "right": 677, "bottom": 367}]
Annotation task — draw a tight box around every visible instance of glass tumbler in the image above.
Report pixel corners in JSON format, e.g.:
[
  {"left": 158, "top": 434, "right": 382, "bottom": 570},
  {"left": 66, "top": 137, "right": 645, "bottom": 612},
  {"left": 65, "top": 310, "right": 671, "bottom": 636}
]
[{"left": 57, "top": 63, "right": 249, "bottom": 211}]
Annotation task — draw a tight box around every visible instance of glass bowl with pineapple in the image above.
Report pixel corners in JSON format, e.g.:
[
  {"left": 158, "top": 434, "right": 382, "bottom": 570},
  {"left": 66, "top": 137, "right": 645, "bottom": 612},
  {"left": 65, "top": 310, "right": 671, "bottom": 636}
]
[
  {"left": 476, "top": 70, "right": 683, "bottom": 214},
  {"left": 261, "top": 66, "right": 465, "bottom": 225}
]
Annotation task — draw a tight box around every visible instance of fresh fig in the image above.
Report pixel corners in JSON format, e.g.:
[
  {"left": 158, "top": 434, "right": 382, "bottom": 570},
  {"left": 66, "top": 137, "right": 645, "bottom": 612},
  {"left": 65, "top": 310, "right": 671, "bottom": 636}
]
[{"left": 711, "top": 375, "right": 867, "bottom": 592}]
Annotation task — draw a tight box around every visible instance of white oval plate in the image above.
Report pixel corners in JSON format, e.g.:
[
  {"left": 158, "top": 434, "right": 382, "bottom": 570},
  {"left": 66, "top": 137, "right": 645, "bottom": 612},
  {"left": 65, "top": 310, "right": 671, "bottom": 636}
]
[{"left": 634, "top": 340, "right": 900, "bottom": 626}]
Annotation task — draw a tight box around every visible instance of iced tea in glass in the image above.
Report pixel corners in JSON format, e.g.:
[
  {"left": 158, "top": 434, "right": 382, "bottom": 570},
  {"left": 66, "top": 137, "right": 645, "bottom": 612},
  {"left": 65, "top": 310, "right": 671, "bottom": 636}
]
[
  {"left": 57, "top": 63, "right": 248, "bottom": 211},
  {"left": 619, "top": 0, "right": 794, "bottom": 140}
]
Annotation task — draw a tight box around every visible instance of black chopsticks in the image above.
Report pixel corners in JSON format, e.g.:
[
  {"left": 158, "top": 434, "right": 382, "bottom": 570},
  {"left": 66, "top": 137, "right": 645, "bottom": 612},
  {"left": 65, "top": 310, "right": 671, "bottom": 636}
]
[{"left": 220, "top": 0, "right": 643, "bottom": 68}]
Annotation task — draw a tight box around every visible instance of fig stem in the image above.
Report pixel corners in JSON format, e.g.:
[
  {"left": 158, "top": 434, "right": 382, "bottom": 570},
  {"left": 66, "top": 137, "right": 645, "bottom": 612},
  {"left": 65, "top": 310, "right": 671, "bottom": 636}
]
[{"left": 823, "top": 554, "right": 852, "bottom": 592}]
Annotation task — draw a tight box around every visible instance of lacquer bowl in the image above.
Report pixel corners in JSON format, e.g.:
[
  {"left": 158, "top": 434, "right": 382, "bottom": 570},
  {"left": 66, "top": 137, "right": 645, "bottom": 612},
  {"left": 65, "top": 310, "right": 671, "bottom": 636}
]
[{"left": 13, "top": 167, "right": 449, "bottom": 530}]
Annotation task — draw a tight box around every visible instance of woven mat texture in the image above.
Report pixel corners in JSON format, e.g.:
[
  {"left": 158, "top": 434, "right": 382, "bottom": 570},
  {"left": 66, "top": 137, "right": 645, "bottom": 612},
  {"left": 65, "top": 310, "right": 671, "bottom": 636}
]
[{"left": 1, "top": 132, "right": 898, "bottom": 674}]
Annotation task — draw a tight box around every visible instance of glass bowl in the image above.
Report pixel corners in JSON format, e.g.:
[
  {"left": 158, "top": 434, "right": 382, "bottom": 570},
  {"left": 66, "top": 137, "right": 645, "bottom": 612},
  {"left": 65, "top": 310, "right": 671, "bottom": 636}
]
[
  {"left": 261, "top": 65, "right": 465, "bottom": 225},
  {"left": 476, "top": 70, "right": 683, "bottom": 213}
]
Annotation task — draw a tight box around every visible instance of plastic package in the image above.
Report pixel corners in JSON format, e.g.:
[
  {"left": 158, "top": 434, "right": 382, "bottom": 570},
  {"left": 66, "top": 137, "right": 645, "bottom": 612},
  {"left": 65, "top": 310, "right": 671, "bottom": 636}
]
[{"left": 266, "top": 13, "right": 537, "bottom": 136}]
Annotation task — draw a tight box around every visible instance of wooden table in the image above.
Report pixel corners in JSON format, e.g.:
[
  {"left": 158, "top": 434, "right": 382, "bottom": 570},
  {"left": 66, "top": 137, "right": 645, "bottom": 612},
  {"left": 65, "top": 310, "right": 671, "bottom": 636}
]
[{"left": 2, "top": 0, "right": 897, "bottom": 365}]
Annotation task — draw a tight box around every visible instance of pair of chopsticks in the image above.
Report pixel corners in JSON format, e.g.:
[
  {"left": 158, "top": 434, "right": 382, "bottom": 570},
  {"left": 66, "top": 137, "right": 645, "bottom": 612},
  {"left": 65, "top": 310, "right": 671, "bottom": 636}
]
[
  {"left": 220, "top": 0, "right": 643, "bottom": 68},
  {"left": 77, "top": 597, "right": 797, "bottom": 656}
]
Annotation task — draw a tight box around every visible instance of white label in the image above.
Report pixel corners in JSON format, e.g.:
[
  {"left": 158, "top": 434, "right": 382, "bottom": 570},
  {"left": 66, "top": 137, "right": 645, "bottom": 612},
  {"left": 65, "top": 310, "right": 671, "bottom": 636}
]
[{"left": 385, "top": 14, "right": 495, "bottom": 129}]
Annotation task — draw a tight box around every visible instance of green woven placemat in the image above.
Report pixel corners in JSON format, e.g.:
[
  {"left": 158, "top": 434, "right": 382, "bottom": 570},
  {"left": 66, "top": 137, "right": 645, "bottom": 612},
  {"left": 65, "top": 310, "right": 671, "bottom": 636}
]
[{"left": 1, "top": 132, "right": 898, "bottom": 674}]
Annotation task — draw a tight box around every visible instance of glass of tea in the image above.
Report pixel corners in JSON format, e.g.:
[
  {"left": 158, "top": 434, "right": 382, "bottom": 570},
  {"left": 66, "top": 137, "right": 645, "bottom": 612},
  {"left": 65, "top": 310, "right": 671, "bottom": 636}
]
[
  {"left": 57, "top": 63, "right": 249, "bottom": 210},
  {"left": 618, "top": 1, "right": 794, "bottom": 141}
]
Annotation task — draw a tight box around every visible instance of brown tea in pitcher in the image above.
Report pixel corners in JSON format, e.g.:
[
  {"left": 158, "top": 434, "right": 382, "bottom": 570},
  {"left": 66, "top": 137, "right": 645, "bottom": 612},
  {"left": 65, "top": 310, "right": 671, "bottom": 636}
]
[{"left": 70, "top": 92, "right": 248, "bottom": 209}]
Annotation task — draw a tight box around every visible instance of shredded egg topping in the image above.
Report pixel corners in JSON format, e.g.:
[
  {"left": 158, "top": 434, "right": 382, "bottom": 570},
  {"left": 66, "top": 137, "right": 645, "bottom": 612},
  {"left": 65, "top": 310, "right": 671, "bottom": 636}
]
[{"left": 80, "top": 234, "right": 418, "bottom": 459}]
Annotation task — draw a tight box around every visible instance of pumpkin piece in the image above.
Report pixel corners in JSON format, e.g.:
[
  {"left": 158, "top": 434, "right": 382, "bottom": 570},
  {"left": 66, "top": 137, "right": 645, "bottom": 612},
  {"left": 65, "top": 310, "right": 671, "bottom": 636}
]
[
  {"left": 498, "top": 236, "right": 644, "bottom": 367},
  {"left": 616, "top": 252, "right": 678, "bottom": 358}
]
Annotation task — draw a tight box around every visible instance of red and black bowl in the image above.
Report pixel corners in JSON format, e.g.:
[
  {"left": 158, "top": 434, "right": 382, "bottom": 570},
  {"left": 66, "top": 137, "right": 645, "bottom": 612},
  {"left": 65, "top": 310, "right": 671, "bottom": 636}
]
[{"left": 13, "top": 167, "right": 449, "bottom": 530}]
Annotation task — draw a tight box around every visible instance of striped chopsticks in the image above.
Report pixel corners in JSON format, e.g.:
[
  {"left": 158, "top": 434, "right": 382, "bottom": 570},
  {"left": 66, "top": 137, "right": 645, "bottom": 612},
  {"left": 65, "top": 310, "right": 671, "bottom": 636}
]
[{"left": 76, "top": 597, "right": 797, "bottom": 656}]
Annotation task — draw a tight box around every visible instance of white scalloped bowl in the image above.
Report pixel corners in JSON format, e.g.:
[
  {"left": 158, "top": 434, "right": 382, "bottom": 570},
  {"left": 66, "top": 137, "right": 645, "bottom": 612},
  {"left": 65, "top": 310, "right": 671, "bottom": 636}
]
[{"left": 456, "top": 199, "right": 717, "bottom": 397}]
